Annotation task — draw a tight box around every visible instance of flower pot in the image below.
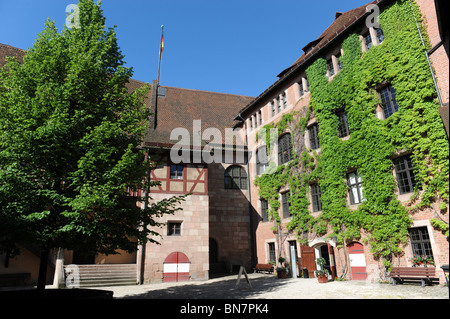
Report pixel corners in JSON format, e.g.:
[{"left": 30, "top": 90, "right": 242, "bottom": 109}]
[
  {"left": 277, "top": 270, "right": 287, "bottom": 279},
  {"left": 317, "top": 276, "right": 328, "bottom": 283}
]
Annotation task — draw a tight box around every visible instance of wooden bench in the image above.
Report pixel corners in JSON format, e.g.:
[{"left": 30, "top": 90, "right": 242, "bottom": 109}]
[
  {"left": 390, "top": 267, "right": 438, "bottom": 287},
  {"left": 254, "top": 264, "right": 274, "bottom": 274}
]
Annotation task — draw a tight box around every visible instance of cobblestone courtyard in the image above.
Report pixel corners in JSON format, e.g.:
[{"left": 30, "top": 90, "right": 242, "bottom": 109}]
[{"left": 95, "top": 273, "right": 449, "bottom": 299}]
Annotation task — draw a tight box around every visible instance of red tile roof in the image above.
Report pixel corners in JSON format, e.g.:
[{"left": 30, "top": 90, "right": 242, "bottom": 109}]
[
  {"left": 142, "top": 85, "right": 254, "bottom": 148},
  {"left": 0, "top": 43, "right": 26, "bottom": 67}
]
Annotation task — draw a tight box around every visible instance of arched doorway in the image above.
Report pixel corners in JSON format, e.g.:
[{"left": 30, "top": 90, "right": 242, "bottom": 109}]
[
  {"left": 310, "top": 241, "right": 337, "bottom": 279},
  {"left": 348, "top": 242, "right": 367, "bottom": 280},
  {"left": 163, "top": 252, "right": 190, "bottom": 282},
  {"left": 319, "top": 245, "right": 331, "bottom": 275}
]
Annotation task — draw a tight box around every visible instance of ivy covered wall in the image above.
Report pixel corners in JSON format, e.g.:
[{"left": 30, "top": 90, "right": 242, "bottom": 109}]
[{"left": 255, "top": 0, "right": 448, "bottom": 268}]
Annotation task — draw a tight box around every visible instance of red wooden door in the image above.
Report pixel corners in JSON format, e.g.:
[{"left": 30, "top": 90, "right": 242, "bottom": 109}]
[
  {"left": 300, "top": 245, "right": 316, "bottom": 278},
  {"left": 163, "top": 252, "right": 191, "bottom": 282},
  {"left": 348, "top": 242, "right": 367, "bottom": 280}
]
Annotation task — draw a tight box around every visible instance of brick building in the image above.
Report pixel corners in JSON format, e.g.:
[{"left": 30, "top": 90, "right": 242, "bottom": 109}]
[
  {"left": 237, "top": 0, "right": 448, "bottom": 283},
  {"left": 135, "top": 80, "right": 255, "bottom": 283},
  {"left": 1, "top": 0, "right": 448, "bottom": 287}
]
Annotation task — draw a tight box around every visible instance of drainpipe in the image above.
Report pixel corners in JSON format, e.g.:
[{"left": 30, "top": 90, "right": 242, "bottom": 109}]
[
  {"left": 409, "top": 0, "right": 444, "bottom": 108},
  {"left": 237, "top": 113, "right": 257, "bottom": 268}
]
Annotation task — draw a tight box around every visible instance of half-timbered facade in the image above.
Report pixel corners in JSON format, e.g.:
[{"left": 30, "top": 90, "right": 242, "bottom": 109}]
[{"left": 134, "top": 81, "right": 255, "bottom": 282}]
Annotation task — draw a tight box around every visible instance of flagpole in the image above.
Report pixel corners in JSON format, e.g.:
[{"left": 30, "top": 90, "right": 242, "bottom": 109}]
[{"left": 157, "top": 25, "right": 164, "bottom": 85}]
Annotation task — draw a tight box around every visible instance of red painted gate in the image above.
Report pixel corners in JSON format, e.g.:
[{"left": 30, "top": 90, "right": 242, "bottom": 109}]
[
  {"left": 163, "top": 252, "right": 191, "bottom": 282},
  {"left": 348, "top": 242, "right": 367, "bottom": 280}
]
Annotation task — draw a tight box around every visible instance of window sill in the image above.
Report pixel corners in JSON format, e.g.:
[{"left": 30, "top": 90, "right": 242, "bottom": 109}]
[
  {"left": 349, "top": 202, "right": 362, "bottom": 210},
  {"left": 308, "top": 148, "right": 321, "bottom": 155},
  {"left": 311, "top": 210, "right": 322, "bottom": 218},
  {"left": 277, "top": 159, "right": 294, "bottom": 167},
  {"left": 397, "top": 191, "right": 416, "bottom": 203},
  {"left": 298, "top": 91, "right": 310, "bottom": 100}
]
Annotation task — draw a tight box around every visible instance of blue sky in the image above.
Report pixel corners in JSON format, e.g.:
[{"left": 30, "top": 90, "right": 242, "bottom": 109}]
[{"left": 0, "top": 0, "right": 369, "bottom": 97}]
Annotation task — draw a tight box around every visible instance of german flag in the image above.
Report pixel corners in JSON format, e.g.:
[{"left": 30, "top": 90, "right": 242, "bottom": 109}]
[{"left": 159, "top": 30, "right": 164, "bottom": 60}]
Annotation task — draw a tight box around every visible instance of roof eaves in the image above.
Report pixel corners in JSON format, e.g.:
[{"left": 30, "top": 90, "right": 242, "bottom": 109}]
[{"left": 236, "top": 0, "right": 389, "bottom": 119}]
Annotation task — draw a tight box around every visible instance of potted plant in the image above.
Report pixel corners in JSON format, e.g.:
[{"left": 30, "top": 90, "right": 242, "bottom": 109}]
[
  {"left": 411, "top": 255, "right": 435, "bottom": 267},
  {"left": 315, "top": 257, "right": 329, "bottom": 283},
  {"left": 276, "top": 256, "right": 289, "bottom": 279}
]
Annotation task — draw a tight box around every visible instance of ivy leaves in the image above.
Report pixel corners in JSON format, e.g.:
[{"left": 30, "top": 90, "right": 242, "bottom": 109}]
[
  {"left": 254, "top": 0, "right": 448, "bottom": 267},
  {"left": 0, "top": 0, "right": 184, "bottom": 260}
]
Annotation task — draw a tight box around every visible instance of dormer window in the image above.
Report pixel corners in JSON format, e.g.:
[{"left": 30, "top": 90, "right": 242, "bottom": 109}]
[{"left": 302, "top": 37, "right": 323, "bottom": 54}]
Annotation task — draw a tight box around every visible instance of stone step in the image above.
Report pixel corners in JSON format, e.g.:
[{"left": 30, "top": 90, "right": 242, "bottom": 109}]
[{"left": 64, "top": 264, "right": 137, "bottom": 287}]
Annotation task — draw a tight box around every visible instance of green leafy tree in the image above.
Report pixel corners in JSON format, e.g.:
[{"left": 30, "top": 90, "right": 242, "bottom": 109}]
[{"left": 0, "top": 0, "right": 186, "bottom": 290}]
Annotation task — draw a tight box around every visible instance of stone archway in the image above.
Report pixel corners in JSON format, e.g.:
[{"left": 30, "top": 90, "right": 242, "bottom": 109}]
[{"left": 309, "top": 238, "right": 337, "bottom": 279}]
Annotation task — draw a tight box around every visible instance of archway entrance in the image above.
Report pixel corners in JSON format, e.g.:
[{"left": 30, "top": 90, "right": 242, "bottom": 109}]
[
  {"left": 348, "top": 242, "right": 367, "bottom": 280},
  {"left": 319, "top": 245, "right": 332, "bottom": 275},
  {"left": 163, "top": 252, "right": 190, "bottom": 282},
  {"left": 314, "top": 244, "right": 333, "bottom": 278},
  {"left": 311, "top": 242, "right": 337, "bottom": 279}
]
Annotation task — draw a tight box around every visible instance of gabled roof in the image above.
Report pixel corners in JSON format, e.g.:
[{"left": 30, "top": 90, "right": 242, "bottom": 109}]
[
  {"left": 142, "top": 84, "right": 254, "bottom": 148},
  {"left": 237, "top": 0, "right": 387, "bottom": 119}
]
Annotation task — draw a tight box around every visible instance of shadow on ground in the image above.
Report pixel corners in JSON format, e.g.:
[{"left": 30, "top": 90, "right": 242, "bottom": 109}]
[{"left": 118, "top": 274, "right": 291, "bottom": 299}]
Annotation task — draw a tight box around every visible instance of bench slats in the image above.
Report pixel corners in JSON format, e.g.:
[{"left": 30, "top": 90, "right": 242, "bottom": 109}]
[
  {"left": 254, "top": 264, "right": 274, "bottom": 273},
  {"left": 390, "top": 267, "right": 437, "bottom": 287},
  {"left": 391, "top": 267, "right": 435, "bottom": 277}
]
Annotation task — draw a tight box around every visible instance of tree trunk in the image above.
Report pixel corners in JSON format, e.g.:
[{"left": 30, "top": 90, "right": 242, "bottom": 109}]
[{"left": 37, "top": 246, "right": 50, "bottom": 291}]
